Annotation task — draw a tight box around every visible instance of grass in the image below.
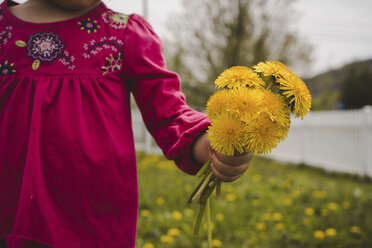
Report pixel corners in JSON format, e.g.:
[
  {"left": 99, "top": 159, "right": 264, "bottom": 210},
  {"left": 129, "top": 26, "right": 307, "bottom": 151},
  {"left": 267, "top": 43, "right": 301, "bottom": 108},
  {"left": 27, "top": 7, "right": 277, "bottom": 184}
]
[{"left": 135, "top": 152, "right": 372, "bottom": 248}]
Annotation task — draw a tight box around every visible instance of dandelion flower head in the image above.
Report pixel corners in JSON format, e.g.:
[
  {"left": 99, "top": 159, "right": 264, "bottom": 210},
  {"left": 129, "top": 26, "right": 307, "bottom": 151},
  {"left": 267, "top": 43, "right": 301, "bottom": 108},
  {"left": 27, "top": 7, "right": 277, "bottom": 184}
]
[
  {"left": 214, "top": 66, "right": 265, "bottom": 89},
  {"left": 206, "top": 90, "right": 231, "bottom": 118},
  {"left": 228, "top": 87, "right": 264, "bottom": 120},
  {"left": 253, "top": 61, "right": 292, "bottom": 78},
  {"left": 277, "top": 72, "right": 312, "bottom": 118},
  {"left": 207, "top": 112, "right": 247, "bottom": 156},
  {"left": 261, "top": 90, "right": 290, "bottom": 127}
]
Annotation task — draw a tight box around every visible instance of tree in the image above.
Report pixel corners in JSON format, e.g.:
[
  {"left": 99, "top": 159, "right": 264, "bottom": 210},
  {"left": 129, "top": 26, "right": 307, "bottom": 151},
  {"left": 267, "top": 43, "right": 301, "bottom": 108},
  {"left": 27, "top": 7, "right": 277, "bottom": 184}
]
[
  {"left": 164, "top": 0, "right": 312, "bottom": 110},
  {"left": 341, "top": 67, "right": 372, "bottom": 109}
]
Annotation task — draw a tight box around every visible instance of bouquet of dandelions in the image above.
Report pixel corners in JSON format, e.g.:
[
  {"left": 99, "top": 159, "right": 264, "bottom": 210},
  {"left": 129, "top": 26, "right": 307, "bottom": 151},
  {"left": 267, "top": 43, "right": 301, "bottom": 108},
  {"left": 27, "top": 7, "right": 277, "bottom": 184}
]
[{"left": 187, "top": 61, "right": 311, "bottom": 246}]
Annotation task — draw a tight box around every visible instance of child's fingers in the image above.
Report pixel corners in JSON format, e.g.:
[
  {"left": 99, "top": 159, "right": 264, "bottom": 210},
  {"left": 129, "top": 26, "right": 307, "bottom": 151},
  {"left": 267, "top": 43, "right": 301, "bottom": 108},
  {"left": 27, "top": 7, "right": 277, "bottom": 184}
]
[
  {"left": 214, "top": 151, "right": 253, "bottom": 166},
  {"left": 210, "top": 154, "right": 249, "bottom": 182}
]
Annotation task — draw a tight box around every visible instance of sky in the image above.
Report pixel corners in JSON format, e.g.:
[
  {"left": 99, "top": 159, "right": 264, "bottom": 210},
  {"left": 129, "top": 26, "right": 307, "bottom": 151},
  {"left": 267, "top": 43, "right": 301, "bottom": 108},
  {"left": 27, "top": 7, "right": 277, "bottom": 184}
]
[
  {"left": 6, "top": 0, "right": 372, "bottom": 77},
  {"left": 105, "top": 0, "right": 372, "bottom": 77}
]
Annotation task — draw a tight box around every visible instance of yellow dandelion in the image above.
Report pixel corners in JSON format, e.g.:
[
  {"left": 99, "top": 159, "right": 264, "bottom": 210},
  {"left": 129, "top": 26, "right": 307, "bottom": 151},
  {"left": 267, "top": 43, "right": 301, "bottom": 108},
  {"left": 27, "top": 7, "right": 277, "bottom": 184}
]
[
  {"left": 228, "top": 87, "right": 264, "bottom": 120},
  {"left": 313, "top": 230, "right": 325, "bottom": 239},
  {"left": 216, "top": 213, "right": 224, "bottom": 222},
  {"left": 140, "top": 209, "right": 150, "bottom": 217},
  {"left": 156, "top": 197, "right": 164, "bottom": 205},
  {"left": 276, "top": 72, "right": 312, "bottom": 118},
  {"left": 312, "top": 190, "right": 326, "bottom": 199},
  {"left": 167, "top": 228, "right": 181, "bottom": 236},
  {"left": 208, "top": 112, "right": 247, "bottom": 156},
  {"left": 325, "top": 228, "right": 337, "bottom": 237},
  {"left": 273, "top": 212, "right": 283, "bottom": 221},
  {"left": 251, "top": 199, "right": 260, "bottom": 206},
  {"left": 171, "top": 210, "right": 183, "bottom": 221},
  {"left": 256, "top": 222, "right": 266, "bottom": 231},
  {"left": 328, "top": 202, "right": 339, "bottom": 211},
  {"left": 321, "top": 209, "right": 328, "bottom": 216},
  {"left": 184, "top": 208, "right": 194, "bottom": 217},
  {"left": 212, "top": 239, "right": 222, "bottom": 247},
  {"left": 160, "top": 235, "right": 174, "bottom": 243},
  {"left": 305, "top": 208, "right": 314, "bottom": 216},
  {"left": 284, "top": 198, "right": 292, "bottom": 206},
  {"left": 142, "top": 243, "right": 155, "bottom": 248},
  {"left": 244, "top": 112, "right": 284, "bottom": 155},
  {"left": 275, "top": 223, "right": 284, "bottom": 230},
  {"left": 214, "top": 66, "right": 265, "bottom": 89},
  {"left": 206, "top": 90, "right": 231, "bottom": 118},
  {"left": 225, "top": 193, "right": 237, "bottom": 202},
  {"left": 261, "top": 90, "right": 291, "bottom": 127},
  {"left": 350, "top": 226, "right": 361, "bottom": 234},
  {"left": 253, "top": 61, "right": 291, "bottom": 78}
]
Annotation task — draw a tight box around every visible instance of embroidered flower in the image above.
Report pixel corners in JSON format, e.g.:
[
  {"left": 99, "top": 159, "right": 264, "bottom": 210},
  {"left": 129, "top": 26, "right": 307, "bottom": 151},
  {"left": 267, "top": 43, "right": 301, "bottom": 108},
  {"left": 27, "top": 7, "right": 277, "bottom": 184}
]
[
  {"left": 78, "top": 18, "right": 100, "bottom": 33},
  {"left": 102, "top": 11, "right": 128, "bottom": 29},
  {"left": 59, "top": 50, "right": 76, "bottom": 70},
  {"left": 0, "top": 26, "right": 13, "bottom": 47},
  {"left": 26, "top": 32, "right": 65, "bottom": 62},
  {"left": 101, "top": 53, "right": 122, "bottom": 75},
  {"left": 0, "top": 60, "right": 16, "bottom": 75},
  {"left": 83, "top": 36, "right": 123, "bottom": 58}
]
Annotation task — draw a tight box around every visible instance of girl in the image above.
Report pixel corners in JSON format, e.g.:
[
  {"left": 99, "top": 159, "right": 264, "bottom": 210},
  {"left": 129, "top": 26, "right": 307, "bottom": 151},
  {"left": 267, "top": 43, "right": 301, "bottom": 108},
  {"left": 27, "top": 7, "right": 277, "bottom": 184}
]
[{"left": 0, "top": 0, "right": 252, "bottom": 247}]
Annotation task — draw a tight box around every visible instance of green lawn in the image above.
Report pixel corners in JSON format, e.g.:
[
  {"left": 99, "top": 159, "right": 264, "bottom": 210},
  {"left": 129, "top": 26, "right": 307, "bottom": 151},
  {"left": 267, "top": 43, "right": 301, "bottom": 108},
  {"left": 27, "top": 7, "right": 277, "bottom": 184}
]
[{"left": 135, "top": 152, "right": 372, "bottom": 248}]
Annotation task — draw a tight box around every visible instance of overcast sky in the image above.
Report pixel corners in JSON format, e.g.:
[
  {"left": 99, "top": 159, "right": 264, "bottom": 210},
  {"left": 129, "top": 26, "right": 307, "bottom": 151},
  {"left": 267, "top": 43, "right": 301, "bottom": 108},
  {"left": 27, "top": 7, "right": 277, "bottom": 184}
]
[
  {"left": 106, "top": 0, "right": 372, "bottom": 77},
  {"left": 6, "top": 0, "right": 372, "bottom": 77}
]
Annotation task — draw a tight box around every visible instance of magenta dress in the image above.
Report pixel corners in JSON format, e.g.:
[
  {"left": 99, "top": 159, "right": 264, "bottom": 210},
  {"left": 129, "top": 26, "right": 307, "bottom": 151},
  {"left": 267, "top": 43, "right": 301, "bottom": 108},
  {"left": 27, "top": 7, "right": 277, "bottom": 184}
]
[{"left": 0, "top": 1, "right": 210, "bottom": 247}]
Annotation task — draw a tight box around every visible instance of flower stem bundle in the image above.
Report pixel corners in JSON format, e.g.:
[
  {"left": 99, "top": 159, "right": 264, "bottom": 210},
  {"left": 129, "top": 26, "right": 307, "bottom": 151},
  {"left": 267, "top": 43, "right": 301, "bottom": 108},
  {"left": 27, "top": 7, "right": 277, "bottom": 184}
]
[{"left": 188, "top": 62, "right": 312, "bottom": 246}]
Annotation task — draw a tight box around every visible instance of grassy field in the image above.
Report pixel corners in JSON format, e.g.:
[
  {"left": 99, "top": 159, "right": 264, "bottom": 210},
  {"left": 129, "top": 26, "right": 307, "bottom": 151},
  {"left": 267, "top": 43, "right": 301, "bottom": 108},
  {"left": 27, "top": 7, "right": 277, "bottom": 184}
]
[{"left": 135, "top": 152, "right": 372, "bottom": 248}]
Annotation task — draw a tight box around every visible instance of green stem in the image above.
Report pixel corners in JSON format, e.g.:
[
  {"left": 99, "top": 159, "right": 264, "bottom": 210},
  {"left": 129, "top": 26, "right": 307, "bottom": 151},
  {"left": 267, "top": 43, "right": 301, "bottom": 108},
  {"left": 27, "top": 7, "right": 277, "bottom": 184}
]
[
  {"left": 196, "top": 159, "right": 211, "bottom": 177},
  {"left": 187, "top": 168, "right": 211, "bottom": 204},
  {"left": 206, "top": 199, "right": 212, "bottom": 248},
  {"left": 194, "top": 203, "right": 206, "bottom": 235},
  {"left": 192, "top": 171, "right": 213, "bottom": 202}
]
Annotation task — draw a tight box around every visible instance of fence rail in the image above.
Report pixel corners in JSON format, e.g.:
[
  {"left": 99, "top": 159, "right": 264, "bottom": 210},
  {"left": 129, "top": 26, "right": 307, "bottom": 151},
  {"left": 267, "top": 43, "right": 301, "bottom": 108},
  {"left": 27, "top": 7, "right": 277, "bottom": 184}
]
[{"left": 132, "top": 106, "right": 372, "bottom": 178}]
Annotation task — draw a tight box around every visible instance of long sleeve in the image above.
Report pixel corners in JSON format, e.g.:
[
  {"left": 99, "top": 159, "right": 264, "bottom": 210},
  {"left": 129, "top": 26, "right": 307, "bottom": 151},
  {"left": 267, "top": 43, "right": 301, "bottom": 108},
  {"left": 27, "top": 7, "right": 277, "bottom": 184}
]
[{"left": 122, "top": 14, "right": 210, "bottom": 175}]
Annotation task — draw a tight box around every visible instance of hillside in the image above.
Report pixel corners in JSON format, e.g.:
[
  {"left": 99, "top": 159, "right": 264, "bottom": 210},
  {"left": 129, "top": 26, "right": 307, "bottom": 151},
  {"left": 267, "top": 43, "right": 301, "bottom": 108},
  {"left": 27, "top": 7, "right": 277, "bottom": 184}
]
[{"left": 305, "top": 59, "right": 372, "bottom": 110}]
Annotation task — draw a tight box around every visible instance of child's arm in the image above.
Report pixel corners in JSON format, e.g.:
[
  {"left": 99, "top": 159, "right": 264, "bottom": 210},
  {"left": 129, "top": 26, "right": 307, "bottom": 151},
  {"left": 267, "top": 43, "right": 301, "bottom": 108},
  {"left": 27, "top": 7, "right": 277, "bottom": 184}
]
[{"left": 192, "top": 132, "right": 252, "bottom": 182}]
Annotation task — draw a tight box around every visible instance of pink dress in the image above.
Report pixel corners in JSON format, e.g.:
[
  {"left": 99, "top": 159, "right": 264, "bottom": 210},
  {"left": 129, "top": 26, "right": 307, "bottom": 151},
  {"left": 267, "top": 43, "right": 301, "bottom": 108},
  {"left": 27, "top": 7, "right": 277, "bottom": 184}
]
[{"left": 0, "top": 1, "right": 210, "bottom": 247}]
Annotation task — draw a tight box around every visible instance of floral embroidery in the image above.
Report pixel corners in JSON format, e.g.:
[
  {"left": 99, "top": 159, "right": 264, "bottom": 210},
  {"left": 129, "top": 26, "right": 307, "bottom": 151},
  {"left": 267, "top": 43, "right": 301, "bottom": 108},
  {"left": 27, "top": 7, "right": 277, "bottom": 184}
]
[
  {"left": 102, "top": 11, "right": 128, "bottom": 29},
  {"left": 0, "top": 60, "right": 16, "bottom": 75},
  {"left": 15, "top": 32, "right": 74, "bottom": 70},
  {"left": 101, "top": 53, "right": 122, "bottom": 75},
  {"left": 0, "top": 26, "right": 13, "bottom": 47},
  {"left": 26, "top": 32, "right": 65, "bottom": 62},
  {"left": 83, "top": 37, "right": 123, "bottom": 74},
  {"left": 59, "top": 50, "right": 76, "bottom": 70},
  {"left": 78, "top": 18, "right": 100, "bottom": 33}
]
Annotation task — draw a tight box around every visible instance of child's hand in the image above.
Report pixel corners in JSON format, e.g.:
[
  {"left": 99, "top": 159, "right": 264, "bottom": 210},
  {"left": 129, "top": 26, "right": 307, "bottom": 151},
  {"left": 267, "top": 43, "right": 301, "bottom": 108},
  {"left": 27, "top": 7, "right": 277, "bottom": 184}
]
[
  {"left": 210, "top": 151, "right": 252, "bottom": 182},
  {"left": 192, "top": 132, "right": 252, "bottom": 182}
]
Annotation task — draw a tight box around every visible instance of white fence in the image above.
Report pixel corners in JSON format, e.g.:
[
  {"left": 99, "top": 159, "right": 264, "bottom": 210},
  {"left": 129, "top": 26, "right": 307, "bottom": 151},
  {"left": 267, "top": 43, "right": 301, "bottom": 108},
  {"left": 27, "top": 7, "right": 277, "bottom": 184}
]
[{"left": 132, "top": 106, "right": 372, "bottom": 178}]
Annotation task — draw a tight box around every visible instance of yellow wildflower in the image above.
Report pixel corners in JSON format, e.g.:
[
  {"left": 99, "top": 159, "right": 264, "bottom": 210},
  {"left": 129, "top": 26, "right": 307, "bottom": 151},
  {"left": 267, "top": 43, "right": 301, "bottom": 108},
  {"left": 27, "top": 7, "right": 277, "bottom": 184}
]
[
  {"left": 206, "top": 90, "right": 231, "bottom": 118},
  {"left": 184, "top": 208, "right": 194, "bottom": 217},
  {"left": 284, "top": 198, "right": 292, "bottom": 206},
  {"left": 256, "top": 222, "right": 266, "bottom": 231},
  {"left": 273, "top": 212, "right": 283, "bottom": 221},
  {"left": 313, "top": 230, "right": 325, "bottom": 239},
  {"left": 261, "top": 89, "right": 291, "bottom": 127},
  {"left": 350, "top": 226, "right": 361, "bottom": 234},
  {"left": 321, "top": 209, "right": 328, "bottom": 216},
  {"left": 253, "top": 61, "right": 292, "bottom": 78},
  {"left": 171, "top": 211, "right": 183, "bottom": 221},
  {"left": 225, "top": 193, "right": 237, "bottom": 202},
  {"left": 325, "top": 228, "right": 337, "bottom": 237},
  {"left": 208, "top": 112, "right": 247, "bottom": 156},
  {"left": 251, "top": 199, "right": 260, "bottom": 206},
  {"left": 156, "top": 197, "right": 164, "bottom": 205},
  {"left": 275, "top": 223, "right": 284, "bottom": 230},
  {"left": 229, "top": 87, "right": 264, "bottom": 120},
  {"left": 140, "top": 210, "right": 150, "bottom": 217},
  {"left": 212, "top": 239, "right": 223, "bottom": 247},
  {"left": 312, "top": 190, "right": 326, "bottom": 199},
  {"left": 328, "top": 202, "right": 339, "bottom": 211},
  {"left": 276, "top": 72, "right": 312, "bottom": 118},
  {"left": 167, "top": 228, "right": 181, "bottom": 236},
  {"left": 244, "top": 112, "right": 284, "bottom": 155},
  {"left": 305, "top": 208, "right": 314, "bottom": 216},
  {"left": 160, "top": 235, "right": 174, "bottom": 243},
  {"left": 216, "top": 213, "right": 224, "bottom": 222},
  {"left": 214, "top": 66, "right": 265, "bottom": 89},
  {"left": 142, "top": 243, "right": 155, "bottom": 248}
]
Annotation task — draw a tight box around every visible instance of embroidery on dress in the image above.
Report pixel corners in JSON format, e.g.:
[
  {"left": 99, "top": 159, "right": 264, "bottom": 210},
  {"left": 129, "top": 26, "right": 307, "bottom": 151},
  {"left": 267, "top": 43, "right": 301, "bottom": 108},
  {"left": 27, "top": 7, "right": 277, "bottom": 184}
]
[
  {"left": 0, "top": 26, "right": 13, "bottom": 47},
  {"left": 83, "top": 36, "right": 123, "bottom": 74},
  {"left": 15, "top": 32, "right": 75, "bottom": 70},
  {"left": 0, "top": 60, "right": 16, "bottom": 75},
  {"left": 101, "top": 10, "right": 128, "bottom": 29},
  {"left": 77, "top": 18, "right": 100, "bottom": 33}
]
